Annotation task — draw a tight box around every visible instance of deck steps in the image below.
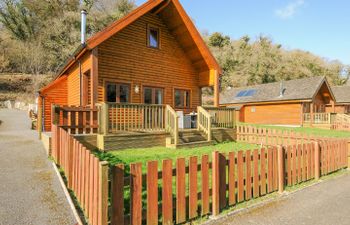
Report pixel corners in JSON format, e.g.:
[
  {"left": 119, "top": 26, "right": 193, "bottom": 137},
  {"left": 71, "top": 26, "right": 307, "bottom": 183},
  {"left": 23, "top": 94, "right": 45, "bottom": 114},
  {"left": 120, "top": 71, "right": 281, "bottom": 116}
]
[{"left": 178, "top": 130, "right": 207, "bottom": 143}]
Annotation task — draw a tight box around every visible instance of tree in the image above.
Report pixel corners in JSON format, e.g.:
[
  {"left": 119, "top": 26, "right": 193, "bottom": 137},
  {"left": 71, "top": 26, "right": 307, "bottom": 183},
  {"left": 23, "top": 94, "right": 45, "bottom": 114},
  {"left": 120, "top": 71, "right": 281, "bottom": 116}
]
[
  {"left": 208, "top": 32, "right": 230, "bottom": 48},
  {"left": 0, "top": 0, "right": 135, "bottom": 74}
]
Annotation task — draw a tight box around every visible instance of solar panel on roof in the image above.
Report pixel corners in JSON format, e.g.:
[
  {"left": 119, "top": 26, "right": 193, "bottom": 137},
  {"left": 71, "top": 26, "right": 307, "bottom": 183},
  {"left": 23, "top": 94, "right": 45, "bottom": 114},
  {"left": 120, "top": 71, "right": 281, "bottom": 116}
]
[
  {"left": 236, "top": 90, "right": 247, "bottom": 97},
  {"left": 236, "top": 89, "right": 256, "bottom": 98},
  {"left": 244, "top": 89, "right": 256, "bottom": 96}
]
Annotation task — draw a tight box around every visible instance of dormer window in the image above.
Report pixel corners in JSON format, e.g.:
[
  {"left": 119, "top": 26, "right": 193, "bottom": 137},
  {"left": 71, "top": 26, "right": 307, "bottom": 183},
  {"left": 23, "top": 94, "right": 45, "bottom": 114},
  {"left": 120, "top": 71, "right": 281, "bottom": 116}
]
[{"left": 147, "top": 25, "right": 160, "bottom": 48}]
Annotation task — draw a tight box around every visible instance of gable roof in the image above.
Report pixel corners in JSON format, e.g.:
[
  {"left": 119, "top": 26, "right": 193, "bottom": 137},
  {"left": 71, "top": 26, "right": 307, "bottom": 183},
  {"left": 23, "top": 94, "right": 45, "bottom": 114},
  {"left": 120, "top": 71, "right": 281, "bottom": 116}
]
[
  {"left": 56, "top": 0, "right": 221, "bottom": 79},
  {"left": 331, "top": 85, "right": 350, "bottom": 103},
  {"left": 40, "top": 75, "right": 67, "bottom": 94},
  {"left": 220, "top": 76, "right": 334, "bottom": 105}
]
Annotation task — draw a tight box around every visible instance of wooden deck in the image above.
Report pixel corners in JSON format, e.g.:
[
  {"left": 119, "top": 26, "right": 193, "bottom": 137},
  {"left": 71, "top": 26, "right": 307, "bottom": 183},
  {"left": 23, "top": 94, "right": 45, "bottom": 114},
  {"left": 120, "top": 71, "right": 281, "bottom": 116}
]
[
  {"left": 51, "top": 104, "right": 237, "bottom": 151},
  {"left": 90, "top": 128, "right": 236, "bottom": 151}
]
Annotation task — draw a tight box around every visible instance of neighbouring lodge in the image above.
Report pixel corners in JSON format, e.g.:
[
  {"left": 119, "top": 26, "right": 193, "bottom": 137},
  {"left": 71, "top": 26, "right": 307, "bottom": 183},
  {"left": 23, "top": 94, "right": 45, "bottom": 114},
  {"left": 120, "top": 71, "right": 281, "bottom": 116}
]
[
  {"left": 220, "top": 76, "right": 337, "bottom": 126},
  {"left": 329, "top": 85, "right": 350, "bottom": 114},
  {"left": 38, "top": 0, "right": 236, "bottom": 150}
]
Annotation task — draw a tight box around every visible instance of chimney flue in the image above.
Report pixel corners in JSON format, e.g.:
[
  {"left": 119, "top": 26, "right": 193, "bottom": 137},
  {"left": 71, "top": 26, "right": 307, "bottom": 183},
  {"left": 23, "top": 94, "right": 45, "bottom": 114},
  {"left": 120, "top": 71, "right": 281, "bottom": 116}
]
[
  {"left": 279, "top": 81, "right": 285, "bottom": 97},
  {"left": 81, "top": 10, "right": 87, "bottom": 45}
]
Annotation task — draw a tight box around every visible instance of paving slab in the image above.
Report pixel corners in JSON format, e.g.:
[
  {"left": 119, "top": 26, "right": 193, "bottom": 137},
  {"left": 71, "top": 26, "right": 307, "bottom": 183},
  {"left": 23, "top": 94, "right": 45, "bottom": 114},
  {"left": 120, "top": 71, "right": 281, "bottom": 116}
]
[{"left": 207, "top": 173, "right": 350, "bottom": 225}]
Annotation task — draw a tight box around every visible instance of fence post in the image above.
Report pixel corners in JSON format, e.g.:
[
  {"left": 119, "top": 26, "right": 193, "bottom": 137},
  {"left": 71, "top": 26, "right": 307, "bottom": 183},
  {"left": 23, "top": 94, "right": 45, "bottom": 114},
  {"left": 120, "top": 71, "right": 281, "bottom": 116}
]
[
  {"left": 208, "top": 116, "right": 212, "bottom": 142},
  {"left": 99, "top": 161, "right": 109, "bottom": 225},
  {"left": 348, "top": 141, "right": 350, "bottom": 169},
  {"left": 314, "top": 142, "right": 320, "bottom": 180},
  {"left": 212, "top": 151, "right": 219, "bottom": 216},
  {"left": 101, "top": 103, "right": 109, "bottom": 135},
  {"left": 277, "top": 145, "right": 285, "bottom": 193}
]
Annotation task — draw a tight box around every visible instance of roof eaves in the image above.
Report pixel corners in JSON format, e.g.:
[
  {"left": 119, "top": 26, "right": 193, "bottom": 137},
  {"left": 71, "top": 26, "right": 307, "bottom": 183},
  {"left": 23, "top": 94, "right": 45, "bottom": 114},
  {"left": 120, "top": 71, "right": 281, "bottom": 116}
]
[{"left": 171, "top": 0, "right": 222, "bottom": 74}]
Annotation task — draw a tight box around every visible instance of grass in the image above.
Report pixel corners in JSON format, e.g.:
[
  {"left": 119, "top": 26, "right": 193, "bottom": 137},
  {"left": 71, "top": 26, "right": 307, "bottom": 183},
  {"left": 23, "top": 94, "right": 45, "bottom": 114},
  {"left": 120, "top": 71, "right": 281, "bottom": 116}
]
[
  {"left": 96, "top": 141, "right": 258, "bottom": 171},
  {"left": 240, "top": 123, "right": 350, "bottom": 138}
]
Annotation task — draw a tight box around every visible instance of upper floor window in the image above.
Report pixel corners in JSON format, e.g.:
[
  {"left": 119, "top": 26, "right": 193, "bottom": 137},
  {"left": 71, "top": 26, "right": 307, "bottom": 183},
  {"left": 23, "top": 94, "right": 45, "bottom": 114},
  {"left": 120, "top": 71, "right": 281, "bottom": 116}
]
[{"left": 147, "top": 25, "right": 160, "bottom": 49}]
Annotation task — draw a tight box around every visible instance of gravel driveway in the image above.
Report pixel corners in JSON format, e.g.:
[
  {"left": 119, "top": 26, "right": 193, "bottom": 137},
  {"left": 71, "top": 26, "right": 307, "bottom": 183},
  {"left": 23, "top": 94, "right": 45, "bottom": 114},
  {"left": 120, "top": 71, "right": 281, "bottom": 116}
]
[
  {"left": 207, "top": 172, "right": 350, "bottom": 225},
  {"left": 0, "top": 109, "right": 76, "bottom": 225}
]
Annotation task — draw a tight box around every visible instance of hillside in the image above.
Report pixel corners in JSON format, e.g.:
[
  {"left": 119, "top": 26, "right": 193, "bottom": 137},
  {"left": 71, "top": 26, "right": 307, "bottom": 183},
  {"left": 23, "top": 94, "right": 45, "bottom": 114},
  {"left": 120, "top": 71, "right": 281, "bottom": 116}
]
[{"left": 0, "top": 74, "right": 51, "bottom": 103}]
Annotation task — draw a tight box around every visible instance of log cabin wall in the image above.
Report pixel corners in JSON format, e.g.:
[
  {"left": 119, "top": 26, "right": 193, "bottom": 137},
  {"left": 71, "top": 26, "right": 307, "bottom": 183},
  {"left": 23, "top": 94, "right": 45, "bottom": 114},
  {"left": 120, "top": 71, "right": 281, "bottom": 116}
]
[
  {"left": 39, "top": 77, "right": 68, "bottom": 131},
  {"left": 313, "top": 82, "right": 334, "bottom": 112},
  {"left": 242, "top": 103, "right": 303, "bottom": 125},
  {"left": 97, "top": 12, "right": 200, "bottom": 113},
  {"left": 66, "top": 52, "right": 92, "bottom": 106}
]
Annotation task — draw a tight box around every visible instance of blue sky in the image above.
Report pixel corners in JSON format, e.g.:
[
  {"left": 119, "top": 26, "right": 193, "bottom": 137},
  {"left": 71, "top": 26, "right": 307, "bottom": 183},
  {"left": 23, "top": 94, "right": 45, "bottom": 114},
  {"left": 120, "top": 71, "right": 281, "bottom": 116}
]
[{"left": 135, "top": 0, "right": 350, "bottom": 65}]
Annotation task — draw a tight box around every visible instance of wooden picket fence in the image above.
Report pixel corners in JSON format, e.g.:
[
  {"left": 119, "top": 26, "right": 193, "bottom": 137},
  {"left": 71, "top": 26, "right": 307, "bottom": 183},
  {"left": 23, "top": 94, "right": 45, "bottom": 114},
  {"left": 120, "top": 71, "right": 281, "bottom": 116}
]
[
  {"left": 50, "top": 121, "right": 349, "bottom": 225},
  {"left": 51, "top": 124, "right": 108, "bottom": 225},
  {"left": 237, "top": 124, "right": 326, "bottom": 146},
  {"left": 110, "top": 148, "right": 280, "bottom": 225},
  {"left": 52, "top": 105, "right": 98, "bottom": 134}
]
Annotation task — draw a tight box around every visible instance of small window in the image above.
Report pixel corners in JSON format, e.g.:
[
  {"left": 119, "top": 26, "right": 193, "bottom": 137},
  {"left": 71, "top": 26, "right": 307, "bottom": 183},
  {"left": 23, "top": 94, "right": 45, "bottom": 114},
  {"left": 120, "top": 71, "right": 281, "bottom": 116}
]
[
  {"left": 174, "top": 89, "right": 191, "bottom": 108},
  {"left": 106, "top": 82, "right": 130, "bottom": 103},
  {"left": 148, "top": 25, "right": 159, "bottom": 48},
  {"left": 144, "top": 87, "right": 163, "bottom": 105}
]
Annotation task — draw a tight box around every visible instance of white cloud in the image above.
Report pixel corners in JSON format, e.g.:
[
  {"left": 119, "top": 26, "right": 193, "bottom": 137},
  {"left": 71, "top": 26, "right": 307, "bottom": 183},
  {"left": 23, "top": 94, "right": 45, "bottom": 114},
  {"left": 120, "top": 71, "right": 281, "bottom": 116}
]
[{"left": 275, "top": 0, "right": 305, "bottom": 19}]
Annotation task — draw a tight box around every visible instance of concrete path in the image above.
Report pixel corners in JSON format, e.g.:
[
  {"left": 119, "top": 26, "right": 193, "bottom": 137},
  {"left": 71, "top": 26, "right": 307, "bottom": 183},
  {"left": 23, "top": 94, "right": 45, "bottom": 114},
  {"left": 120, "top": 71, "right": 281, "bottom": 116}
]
[
  {"left": 0, "top": 109, "right": 76, "bottom": 225},
  {"left": 208, "top": 173, "right": 350, "bottom": 225}
]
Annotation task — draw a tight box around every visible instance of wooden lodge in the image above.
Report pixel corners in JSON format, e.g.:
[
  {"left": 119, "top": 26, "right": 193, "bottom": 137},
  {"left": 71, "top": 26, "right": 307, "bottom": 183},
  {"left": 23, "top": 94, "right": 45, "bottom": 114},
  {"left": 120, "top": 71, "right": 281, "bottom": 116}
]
[
  {"left": 329, "top": 85, "right": 350, "bottom": 114},
  {"left": 38, "top": 0, "right": 236, "bottom": 150},
  {"left": 220, "top": 76, "right": 337, "bottom": 127}
]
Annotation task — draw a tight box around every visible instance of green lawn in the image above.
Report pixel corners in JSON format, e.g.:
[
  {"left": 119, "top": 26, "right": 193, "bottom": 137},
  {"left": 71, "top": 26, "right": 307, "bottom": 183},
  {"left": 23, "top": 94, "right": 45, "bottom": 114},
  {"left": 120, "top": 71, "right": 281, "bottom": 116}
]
[
  {"left": 96, "top": 141, "right": 258, "bottom": 170},
  {"left": 240, "top": 123, "right": 350, "bottom": 138},
  {"left": 95, "top": 125, "right": 350, "bottom": 170}
]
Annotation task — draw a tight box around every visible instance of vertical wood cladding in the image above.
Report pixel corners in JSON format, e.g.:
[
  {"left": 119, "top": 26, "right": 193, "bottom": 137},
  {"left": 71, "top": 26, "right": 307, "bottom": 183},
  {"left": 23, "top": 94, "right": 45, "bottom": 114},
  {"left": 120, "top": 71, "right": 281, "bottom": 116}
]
[{"left": 98, "top": 12, "right": 200, "bottom": 113}]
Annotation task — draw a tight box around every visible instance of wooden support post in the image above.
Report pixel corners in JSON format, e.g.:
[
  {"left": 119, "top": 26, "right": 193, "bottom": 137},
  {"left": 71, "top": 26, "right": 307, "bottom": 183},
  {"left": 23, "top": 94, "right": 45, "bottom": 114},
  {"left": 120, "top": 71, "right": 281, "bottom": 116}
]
[
  {"left": 277, "top": 145, "right": 285, "bottom": 193},
  {"left": 99, "top": 161, "right": 109, "bottom": 225},
  {"left": 38, "top": 96, "right": 43, "bottom": 140},
  {"left": 348, "top": 141, "right": 350, "bottom": 169},
  {"left": 310, "top": 103, "right": 314, "bottom": 127},
  {"left": 212, "top": 151, "right": 219, "bottom": 216},
  {"left": 174, "top": 114, "right": 179, "bottom": 146},
  {"left": 91, "top": 47, "right": 99, "bottom": 106},
  {"left": 208, "top": 116, "right": 212, "bottom": 142},
  {"left": 314, "top": 142, "right": 320, "bottom": 180},
  {"left": 213, "top": 70, "right": 219, "bottom": 107},
  {"left": 102, "top": 103, "right": 109, "bottom": 135}
]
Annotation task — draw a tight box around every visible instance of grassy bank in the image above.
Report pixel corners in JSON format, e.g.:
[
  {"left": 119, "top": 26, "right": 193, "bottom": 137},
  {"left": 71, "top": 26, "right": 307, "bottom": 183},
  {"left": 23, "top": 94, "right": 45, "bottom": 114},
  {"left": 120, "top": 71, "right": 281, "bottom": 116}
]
[{"left": 240, "top": 123, "right": 350, "bottom": 138}]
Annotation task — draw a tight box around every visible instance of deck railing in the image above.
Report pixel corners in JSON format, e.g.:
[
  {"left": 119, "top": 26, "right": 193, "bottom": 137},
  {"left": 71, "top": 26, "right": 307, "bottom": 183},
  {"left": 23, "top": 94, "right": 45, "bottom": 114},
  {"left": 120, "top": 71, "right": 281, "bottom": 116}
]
[
  {"left": 52, "top": 105, "right": 98, "bottom": 134},
  {"left": 205, "top": 107, "right": 236, "bottom": 128},
  {"left": 302, "top": 113, "right": 332, "bottom": 124},
  {"left": 165, "top": 105, "right": 179, "bottom": 145},
  {"left": 99, "top": 103, "right": 166, "bottom": 134},
  {"left": 332, "top": 113, "right": 350, "bottom": 131},
  {"left": 197, "top": 106, "right": 212, "bottom": 141}
]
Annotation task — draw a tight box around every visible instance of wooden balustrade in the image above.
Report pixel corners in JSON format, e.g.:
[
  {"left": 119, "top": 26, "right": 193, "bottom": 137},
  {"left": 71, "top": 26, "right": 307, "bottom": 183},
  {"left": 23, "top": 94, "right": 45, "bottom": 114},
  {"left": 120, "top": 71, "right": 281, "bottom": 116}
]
[
  {"left": 332, "top": 113, "right": 350, "bottom": 131},
  {"left": 197, "top": 106, "right": 212, "bottom": 141},
  {"left": 303, "top": 113, "right": 331, "bottom": 124},
  {"left": 99, "top": 103, "right": 166, "bottom": 134},
  {"left": 165, "top": 105, "right": 179, "bottom": 145},
  {"left": 52, "top": 105, "right": 98, "bottom": 134},
  {"left": 205, "top": 107, "right": 236, "bottom": 128}
]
